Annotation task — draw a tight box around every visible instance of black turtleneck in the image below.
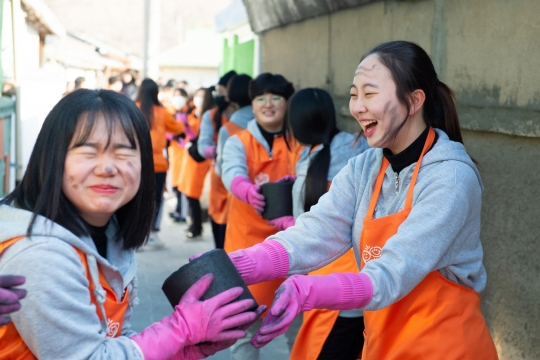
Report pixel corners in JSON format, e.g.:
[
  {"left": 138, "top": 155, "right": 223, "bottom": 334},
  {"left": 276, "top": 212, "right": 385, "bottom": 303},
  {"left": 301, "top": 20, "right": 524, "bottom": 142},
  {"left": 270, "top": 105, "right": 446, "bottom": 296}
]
[
  {"left": 85, "top": 221, "right": 109, "bottom": 259},
  {"left": 257, "top": 122, "right": 282, "bottom": 149},
  {"left": 382, "top": 127, "right": 438, "bottom": 174}
]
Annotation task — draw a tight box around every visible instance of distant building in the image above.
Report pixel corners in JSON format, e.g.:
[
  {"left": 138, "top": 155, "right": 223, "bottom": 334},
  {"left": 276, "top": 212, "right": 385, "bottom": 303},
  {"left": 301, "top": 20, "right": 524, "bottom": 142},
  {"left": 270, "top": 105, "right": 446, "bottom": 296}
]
[
  {"left": 215, "top": 0, "right": 260, "bottom": 77},
  {"left": 158, "top": 27, "right": 221, "bottom": 91}
]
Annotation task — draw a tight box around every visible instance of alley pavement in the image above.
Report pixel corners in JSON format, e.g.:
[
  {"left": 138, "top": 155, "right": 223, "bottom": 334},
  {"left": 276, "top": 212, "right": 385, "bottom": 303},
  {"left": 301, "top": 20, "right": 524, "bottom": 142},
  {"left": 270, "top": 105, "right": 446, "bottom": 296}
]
[{"left": 130, "top": 196, "right": 298, "bottom": 359}]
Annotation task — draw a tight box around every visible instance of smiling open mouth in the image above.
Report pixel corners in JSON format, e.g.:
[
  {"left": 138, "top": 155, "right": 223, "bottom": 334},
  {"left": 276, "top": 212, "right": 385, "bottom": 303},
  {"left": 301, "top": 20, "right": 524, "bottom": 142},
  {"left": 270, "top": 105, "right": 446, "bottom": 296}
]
[{"left": 362, "top": 120, "right": 378, "bottom": 136}]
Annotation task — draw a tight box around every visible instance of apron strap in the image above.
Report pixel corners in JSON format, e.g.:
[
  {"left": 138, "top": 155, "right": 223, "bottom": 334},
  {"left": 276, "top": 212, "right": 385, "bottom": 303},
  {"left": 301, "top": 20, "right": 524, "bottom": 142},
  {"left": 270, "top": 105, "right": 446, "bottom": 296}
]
[
  {"left": 403, "top": 127, "right": 436, "bottom": 211},
  {"left": 366, "top": 127, "right": 436, "bottom": 218},
  {"left": 366, "top": 158, "right": 390, "bottom": 220}
]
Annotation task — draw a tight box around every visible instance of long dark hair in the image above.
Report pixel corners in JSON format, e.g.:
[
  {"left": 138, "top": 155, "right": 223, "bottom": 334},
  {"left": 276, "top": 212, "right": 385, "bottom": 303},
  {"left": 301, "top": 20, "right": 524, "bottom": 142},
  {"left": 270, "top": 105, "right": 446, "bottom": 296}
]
[
  {"left": 361, "top": 41, "right": 463, "bottom": 144},
  {"left": 1, "top": 89, "right": 155, "bottom": 249},
  {"left": 135, "top": 78, "right": 162, "bottom": 128},
  {"left": 287, "top": 88, "right": 339, "bottom": 212},
  {"left": 200, "top": 87, "right": 216, "bottom": 119}
]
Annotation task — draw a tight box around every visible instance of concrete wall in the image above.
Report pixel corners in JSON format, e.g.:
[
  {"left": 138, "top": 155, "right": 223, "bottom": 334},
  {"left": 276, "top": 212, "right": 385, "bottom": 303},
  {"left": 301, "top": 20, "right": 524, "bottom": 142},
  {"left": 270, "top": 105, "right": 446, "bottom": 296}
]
[{"left": 257, "top": 0, "right": 540, "bottom": 358}]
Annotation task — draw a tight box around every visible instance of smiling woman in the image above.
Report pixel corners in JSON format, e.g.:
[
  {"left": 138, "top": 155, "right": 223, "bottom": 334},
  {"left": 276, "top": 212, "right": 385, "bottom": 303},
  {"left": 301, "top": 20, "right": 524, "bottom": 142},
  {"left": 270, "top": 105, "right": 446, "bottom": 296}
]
[{"left": 0, "top": 89, "right": 262, "bottom": 359}]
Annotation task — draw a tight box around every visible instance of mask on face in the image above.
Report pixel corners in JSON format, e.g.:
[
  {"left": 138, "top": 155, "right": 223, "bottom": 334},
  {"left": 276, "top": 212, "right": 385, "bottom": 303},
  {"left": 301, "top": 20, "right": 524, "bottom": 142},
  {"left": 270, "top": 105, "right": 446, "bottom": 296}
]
[
  {"left": 193, "top": 96, "right": 204, "bottom": 109},
  {"left": 171, "top": 96, "right": 187, "bottom": 110},
  {"left": 214, "top": 95, "right": 229, "bottom": 110}
]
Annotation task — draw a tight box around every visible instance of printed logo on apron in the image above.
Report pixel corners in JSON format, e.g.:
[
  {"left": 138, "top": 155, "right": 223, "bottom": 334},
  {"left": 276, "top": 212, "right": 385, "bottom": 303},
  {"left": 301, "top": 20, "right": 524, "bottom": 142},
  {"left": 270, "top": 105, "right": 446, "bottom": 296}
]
[
  {"left": 106, "top": 318, "right": 120, "bottom": 338},
  {"left": 362, "top": 245, "right": 382, "bottom": 264},
  {"left": 254, "top": 172, "right": 270, "bottom": 185}
]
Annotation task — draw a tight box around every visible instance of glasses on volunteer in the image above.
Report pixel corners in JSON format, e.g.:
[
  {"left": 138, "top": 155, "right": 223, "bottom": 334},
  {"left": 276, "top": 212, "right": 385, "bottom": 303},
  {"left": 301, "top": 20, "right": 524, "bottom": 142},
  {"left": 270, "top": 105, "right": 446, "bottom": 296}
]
[{"left": 253, "top": 94, "right": 284, "bottom": 106}]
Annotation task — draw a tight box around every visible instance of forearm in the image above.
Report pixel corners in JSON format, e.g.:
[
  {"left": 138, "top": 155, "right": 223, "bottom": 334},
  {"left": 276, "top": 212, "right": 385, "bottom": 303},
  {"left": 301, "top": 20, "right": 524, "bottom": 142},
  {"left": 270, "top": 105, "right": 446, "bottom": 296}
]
[
  {"left": 221, "top": 136, "right": 249, "bottom": 191},
  {"left": 198, "top": 112, "right": 215, "bottom": 158}
]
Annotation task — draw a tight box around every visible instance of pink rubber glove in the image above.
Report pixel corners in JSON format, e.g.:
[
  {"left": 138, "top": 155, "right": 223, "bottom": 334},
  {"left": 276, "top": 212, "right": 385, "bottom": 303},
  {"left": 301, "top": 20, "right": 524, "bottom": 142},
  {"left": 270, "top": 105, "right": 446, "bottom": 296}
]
[
  {"left": 184, "top": 126, "right": 197, "bottom": 141},
  {"left": 228, "top": 240, "right": 290, "bottom": 286},
  {"left": 251, "top": 272, "right": 373, "bottom": 348},
  {"left": 267, "top": 216, "right": 295, "bottom": 231},
  {"left": 176, "top": 112, "right": 188, "bottom": 124},
  {"left": 130, "top": 274, "right": 258, "bottom": 360},
  {"left": 230, "top": 176, "right": 265, "bottom": 214},
  {"left": 166, "top": 132, "right": 174, "bottom": 141},
  {"left": 189, "top": 241, "right": 289, "bottom": 287},
  {"left": 0, "top": 275, "right": 27, "bottom": 326},
  {"left": 204, "top": 145, "right": 217, "bottom": 159},
  {"left": 175, "top": 305, "right": 267, "bottom": 359}
]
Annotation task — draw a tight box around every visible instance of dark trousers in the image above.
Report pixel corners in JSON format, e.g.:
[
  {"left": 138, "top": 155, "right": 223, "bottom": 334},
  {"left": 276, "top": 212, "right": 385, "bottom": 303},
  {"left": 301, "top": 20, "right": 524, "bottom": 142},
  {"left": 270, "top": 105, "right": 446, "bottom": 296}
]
[
  {"left": 187, "top": 196, "right": 202, "bottom": 232},
  {"left": 317, "top": 316, "right": 365, "bottom": 360},
  {"left": 153, "top": 172, "right": 167, "bottom": 231},
  {"left": 210, "top": 219, "right": 226, "bottom": 249},
  {"left": 174, "top": 187, "right": 183, "bottom": 214}
]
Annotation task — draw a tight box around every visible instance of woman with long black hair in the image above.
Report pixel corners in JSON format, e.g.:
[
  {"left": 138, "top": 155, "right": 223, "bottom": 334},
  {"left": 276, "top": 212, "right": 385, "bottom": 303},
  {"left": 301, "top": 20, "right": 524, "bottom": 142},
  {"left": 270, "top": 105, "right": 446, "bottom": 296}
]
[
  {"left": 0, "top": 89, "right": 263, "bottom": 359},
  {"left": 198, "top": 74, "right": 252, "bottom": 249},
  {"left": 178, "top": 88, "right": 214, "bottom": 238},
  {"left": 135, "top": 78, "right": 184, "bottom": 249}
]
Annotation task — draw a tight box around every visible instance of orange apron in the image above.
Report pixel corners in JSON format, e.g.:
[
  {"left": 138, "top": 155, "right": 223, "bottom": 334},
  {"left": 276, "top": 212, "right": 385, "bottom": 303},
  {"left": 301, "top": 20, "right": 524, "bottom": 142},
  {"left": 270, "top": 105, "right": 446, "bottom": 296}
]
[
  {"left": 224, "top": 130, "right": 299, "bottom": 314},
  {"left": 168, "top": 141, "right": 185, "bottom": 189},
  {"left": 0, "top": 237, "right": 130, "bottom": 360},
  {"left": 208, "top": 108, "right": 232, "bottom": 225},
  {"left": 178, "top": 109, "right": 211, "bottom": 199},
  {"left": 359, "top": 128, "right": 498, "bottom": 359},
  {"left": 290, "top": 248, "right": 360, "bottom": 360}
]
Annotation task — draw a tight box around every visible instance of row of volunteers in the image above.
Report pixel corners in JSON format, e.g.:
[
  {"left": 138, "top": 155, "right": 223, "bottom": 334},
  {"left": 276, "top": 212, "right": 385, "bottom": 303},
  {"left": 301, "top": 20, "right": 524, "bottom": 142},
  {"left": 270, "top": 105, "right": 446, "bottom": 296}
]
[{"left": 0, "top": 40, "right": 498, "bottom": 359}]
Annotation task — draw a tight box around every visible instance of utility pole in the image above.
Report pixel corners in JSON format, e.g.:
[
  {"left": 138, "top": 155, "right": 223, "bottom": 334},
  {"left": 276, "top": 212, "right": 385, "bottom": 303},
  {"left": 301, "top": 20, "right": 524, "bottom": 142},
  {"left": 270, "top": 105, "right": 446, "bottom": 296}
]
[
  {"left": 11, "top": 0, "right": 23, "bottom": 181},
  {"left": 143, "top": 0, "right": 150, "bottom": 79}
]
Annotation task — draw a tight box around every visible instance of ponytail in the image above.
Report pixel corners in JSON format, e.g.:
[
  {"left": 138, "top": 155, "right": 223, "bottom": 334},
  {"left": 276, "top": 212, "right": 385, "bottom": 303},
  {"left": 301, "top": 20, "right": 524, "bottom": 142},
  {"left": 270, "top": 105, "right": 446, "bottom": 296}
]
[
  {"left": 433, "top": 81, "right": 463, "bottom": 144},
  {"left": 287, "top": 88, "right": 339, "bottom": 212},
  {"left": 303, "top": 144, "right": 333, "bottom": 212}
]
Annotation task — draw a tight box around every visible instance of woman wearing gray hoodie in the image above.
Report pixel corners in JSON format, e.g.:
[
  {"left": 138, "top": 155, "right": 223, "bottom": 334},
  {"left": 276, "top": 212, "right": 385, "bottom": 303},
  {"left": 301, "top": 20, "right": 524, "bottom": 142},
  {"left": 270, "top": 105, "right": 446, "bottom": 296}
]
[
  {"left": 223, "top": 41, "right": 498, "bottom": 359},
  {"left": 0, "top": 89, "right": 263, "bottom": 359}
]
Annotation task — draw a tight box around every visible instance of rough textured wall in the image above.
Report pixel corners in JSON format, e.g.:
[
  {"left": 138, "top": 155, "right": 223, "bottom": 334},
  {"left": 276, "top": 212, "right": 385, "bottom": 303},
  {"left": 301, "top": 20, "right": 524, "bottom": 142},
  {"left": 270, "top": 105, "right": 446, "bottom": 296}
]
[
  {"left": 259, "top": 0, "right": 540, "bottom": 358},
  {"left": 463, "top": 130, "right": 540, "bottom": 360}
]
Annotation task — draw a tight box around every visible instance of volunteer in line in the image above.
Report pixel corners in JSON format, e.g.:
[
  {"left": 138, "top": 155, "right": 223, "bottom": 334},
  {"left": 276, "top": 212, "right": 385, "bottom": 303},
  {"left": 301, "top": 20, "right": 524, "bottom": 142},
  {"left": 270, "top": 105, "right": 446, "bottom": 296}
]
[
  {"left": 221, "top": 73, "right": 300, "bottom": 359},
  {"left": 0, "top": 89, "right": 262, "bottom": 359},
  {"left": 267, "top": 88, "right": 369, "bottom": 360},
  {"left": 136, "top": 78, "right": 184, "bottom": 248},
  {"left": 226, "top": 41, "right": 498, "bottom": 359}
]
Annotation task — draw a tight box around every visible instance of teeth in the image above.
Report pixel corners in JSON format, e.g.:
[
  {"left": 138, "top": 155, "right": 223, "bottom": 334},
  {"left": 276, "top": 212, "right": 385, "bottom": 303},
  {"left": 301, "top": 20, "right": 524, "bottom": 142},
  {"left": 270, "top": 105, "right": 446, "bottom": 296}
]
[{"left": 362, "top": 120, "right": 377, "bottom": 127}]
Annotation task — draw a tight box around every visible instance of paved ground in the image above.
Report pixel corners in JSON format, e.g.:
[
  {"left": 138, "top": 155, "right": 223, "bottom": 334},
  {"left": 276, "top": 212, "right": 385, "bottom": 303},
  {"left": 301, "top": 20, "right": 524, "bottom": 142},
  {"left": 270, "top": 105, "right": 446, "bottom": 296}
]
[{"left": 130, "top": 196, "right": 300, "bottom": 359}]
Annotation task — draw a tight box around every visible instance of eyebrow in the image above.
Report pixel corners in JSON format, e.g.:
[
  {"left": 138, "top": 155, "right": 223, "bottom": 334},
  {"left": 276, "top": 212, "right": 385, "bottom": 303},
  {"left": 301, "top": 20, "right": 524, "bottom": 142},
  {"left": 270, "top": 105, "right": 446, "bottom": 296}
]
[
  {"left": 74, "top": 142, "right": 135, "bottom": 150},
  {"left": 362, "top": 83, "right": 378, "bottom": 89}
]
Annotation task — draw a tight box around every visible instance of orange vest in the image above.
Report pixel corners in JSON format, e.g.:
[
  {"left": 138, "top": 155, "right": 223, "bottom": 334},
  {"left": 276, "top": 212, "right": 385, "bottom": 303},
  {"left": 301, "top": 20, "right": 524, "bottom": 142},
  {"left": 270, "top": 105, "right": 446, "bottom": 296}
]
[
  {"left": 207, "top": 109, "right": 232, "bottom": 225},
  {"left": 359, "top": 128, "right": 498, "bottom": 359},
  {"left": 0, "top": 237, "right": 130, "bottom": 360},
  {"left": 177, "top": 109, "right": 211, "bottom": 199},
  {"left": 224, "top": 130, "right": 300, "bottom": 315}
]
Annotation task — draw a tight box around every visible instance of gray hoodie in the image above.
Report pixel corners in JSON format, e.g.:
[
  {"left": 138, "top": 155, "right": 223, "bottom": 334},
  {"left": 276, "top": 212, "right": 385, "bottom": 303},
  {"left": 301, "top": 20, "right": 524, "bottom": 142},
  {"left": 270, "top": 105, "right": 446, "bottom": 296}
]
[
  {"left": 215, "top": 106, "right": 254, "bottom": 177},
  {"left": 0, "top": 206, "right": 143, "bottom": 359},
  {"left": 269, "top": 129, "right": 487, "bottom": 311}
]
